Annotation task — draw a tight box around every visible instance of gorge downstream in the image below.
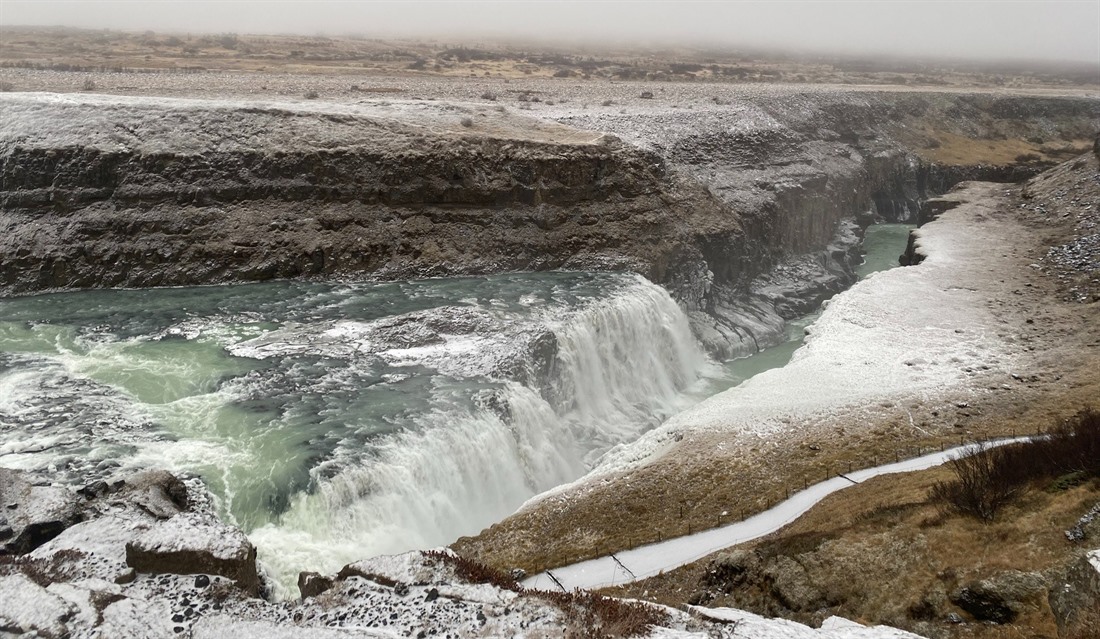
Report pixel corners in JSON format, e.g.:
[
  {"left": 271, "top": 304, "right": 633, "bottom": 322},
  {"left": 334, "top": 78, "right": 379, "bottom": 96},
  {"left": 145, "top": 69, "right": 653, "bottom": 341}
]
[{"left": 0, "top": 224, "right": 912, "bottom": 595}]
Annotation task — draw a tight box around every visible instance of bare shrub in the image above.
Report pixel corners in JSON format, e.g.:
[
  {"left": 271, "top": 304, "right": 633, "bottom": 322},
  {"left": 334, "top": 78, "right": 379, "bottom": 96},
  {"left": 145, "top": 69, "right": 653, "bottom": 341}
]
[
  {"left": 81, "top": 78, "right": 97, "bottom": 91},
  {"left": 421, "top": 550, "right": 519, "bottom": 591},
  {"left": 532, "top": 590, "right": 668, "bottom": 638},
  {"left": 930, "top": 443, "right": 1022, "bottom": 521},
  {"left": 931, "top": 408, "right": 1100, "bottom": 521},
  {"left": 601, "top": 99, "right": 613, "bottom": 107},
  {"left": 460, "top": 116, "right": 474, "bottom": 128},
  {"left": 303, "top": 90, "right": 319, "bottom": 100},
  {"left": 0, "top": 81, "right": 13, "bottom": 92},
  {"left": 479, "top": 91, "right": 497, "bottom": 101}
]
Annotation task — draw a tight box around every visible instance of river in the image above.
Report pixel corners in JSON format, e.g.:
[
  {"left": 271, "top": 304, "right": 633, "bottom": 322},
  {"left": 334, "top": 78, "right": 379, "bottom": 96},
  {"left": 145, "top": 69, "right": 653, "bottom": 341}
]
[{"left": 0, "top": 223, "right": 911, "bottom": 596}]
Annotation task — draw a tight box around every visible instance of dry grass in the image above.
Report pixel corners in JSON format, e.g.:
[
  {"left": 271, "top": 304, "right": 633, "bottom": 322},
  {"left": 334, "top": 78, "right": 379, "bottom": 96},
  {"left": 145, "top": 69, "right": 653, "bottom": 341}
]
[
  {"left": 417, "top": 550, "right": 666, "bottom": 638},
  {"left": 604, "top": 458, "right": 1100, "bottom": 638},
  {"left": 891, "top": 126, "right": 1094, "bottom": 166},
  {"left": 0, "top": 548, "right": 87, "bottom": 586},
  {"left": 454, "top": 385, "right": 1100, "bottom": 575}
]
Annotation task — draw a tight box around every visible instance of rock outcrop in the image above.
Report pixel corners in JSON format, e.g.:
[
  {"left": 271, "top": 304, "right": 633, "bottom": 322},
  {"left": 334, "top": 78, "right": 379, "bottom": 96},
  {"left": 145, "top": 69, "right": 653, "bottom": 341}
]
[
  {"left": 0, "top": 467, "right": 930, "bottom": 638},
  {"left": 0, "top": 468, "right": 82, "bottom": 555},
  {"left": 949, "top": 571, "right": 1048, "bottom": 624},
  {"left": 3, "top": 91, "right": 1097, "bottom": 358},
  {"left": 0, "top": 573, "right": 78, "bottom": 639},
  {"left": 125, "top": 513, "right": 260, "bottom": 596},
  {"left": 1049, "top": 550, "right": 1100, "bottom": 636}
]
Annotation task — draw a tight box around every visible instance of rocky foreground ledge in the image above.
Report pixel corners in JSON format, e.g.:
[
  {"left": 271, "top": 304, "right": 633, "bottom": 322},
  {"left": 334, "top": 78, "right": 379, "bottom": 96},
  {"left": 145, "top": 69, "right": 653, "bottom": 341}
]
[{"left": 0, "top": 466, "right": 948, "bottom": 638}]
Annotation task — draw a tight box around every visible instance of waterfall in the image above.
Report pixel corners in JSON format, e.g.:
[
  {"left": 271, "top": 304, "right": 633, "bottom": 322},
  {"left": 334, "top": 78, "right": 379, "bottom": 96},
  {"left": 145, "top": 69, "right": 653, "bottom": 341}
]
[
  {"left": 248, "top": 275, "right": 713, "bottom": 595},
  {"left": 0, "top": 273, "right": 714, "bottom": 598}
]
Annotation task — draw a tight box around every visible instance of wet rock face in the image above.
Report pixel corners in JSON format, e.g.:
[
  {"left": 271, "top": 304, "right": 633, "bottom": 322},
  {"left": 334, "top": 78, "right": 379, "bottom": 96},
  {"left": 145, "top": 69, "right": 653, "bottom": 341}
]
[{"left": 297, "top": 571, "right": 335, "bottom": 599}]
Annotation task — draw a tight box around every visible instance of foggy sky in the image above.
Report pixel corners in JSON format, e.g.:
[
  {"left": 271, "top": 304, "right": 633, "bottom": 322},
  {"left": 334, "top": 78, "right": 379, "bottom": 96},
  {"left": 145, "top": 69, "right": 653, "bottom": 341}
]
[{"left": 2, "top": 1, "right": 1098, "bottom": 64}]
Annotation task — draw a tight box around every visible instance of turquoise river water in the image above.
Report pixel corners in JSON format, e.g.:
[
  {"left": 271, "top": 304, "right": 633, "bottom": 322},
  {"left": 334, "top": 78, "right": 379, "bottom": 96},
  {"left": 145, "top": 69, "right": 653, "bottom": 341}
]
[{"left": 0, "top": 223, "right": 911, "bottom": 595}]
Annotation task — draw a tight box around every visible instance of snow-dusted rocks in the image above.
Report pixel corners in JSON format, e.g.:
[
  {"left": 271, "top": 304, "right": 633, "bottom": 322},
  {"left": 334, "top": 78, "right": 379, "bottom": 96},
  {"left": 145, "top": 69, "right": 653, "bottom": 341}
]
[
  {"left": 1048, "top": 549, "right": 1100, "bottom": 636},
  {"left": 126, "top": 512, "right": 260, "bottom": 595},
  {"left": 689, "top": 607, "right": 927, "bottom": 638},
  {"left": 0, "top": 573, "right": 78, "bottom": 638},
  {"left": 0, "top": 467, "right": 82, "bottom": 555},
  {"left": 1, "top": 469, "right": 930, "bottom": 638},
  {"left": 120, "top": 469, "right": 191, "bottom": 520}
]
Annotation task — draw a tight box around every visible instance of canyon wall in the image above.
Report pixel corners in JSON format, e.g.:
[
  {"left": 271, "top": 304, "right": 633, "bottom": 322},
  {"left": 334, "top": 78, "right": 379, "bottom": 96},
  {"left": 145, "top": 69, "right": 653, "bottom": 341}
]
[{"left": 1, "top": 90, "right": 1097, "bottom": 355}]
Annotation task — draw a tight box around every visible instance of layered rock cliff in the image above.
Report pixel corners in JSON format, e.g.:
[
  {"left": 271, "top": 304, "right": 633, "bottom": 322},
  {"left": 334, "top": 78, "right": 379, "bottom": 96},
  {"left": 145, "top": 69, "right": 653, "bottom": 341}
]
[{"left": 1, "top": 90, "right": 1097, "bottom": 357}]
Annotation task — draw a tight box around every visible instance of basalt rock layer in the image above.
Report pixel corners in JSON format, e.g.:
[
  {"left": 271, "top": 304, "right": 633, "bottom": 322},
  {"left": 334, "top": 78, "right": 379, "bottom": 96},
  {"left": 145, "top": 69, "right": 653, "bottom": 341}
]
[{"left": 1, "top": 91, "right": 1098, "bottom": 355}]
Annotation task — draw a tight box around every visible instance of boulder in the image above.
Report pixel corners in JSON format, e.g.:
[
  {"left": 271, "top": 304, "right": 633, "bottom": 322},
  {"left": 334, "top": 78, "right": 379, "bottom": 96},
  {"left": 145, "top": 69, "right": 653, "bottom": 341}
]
[
  {"left": 31, "top": 514, "right": 153, "bottom": 583},
  {"left": 298, "top": 571, "right": 335, "bottom": 599},
  {"left": 1049, "top": 550, "right": 1100, "bottom": 636},
  {"left": 703, "top": 548, "right": 759, "bottom": 591},
  {"left": 763, "top": 555, "right": 826, "bottom": 612},
  {"left": 125, "top": 513, "right": 259, "bottom": 596},
  {"left": 0, "top": 468, "right": 82, "bottom": 555},
  {"left": 0, "top": 573, "right": 78, "bottom": 638},
  {"left": 950, "top": 570, "right": 1047, "bottom": 623},
  {"left": 117, "top": 469, "right": 190, "bottom": 519}
]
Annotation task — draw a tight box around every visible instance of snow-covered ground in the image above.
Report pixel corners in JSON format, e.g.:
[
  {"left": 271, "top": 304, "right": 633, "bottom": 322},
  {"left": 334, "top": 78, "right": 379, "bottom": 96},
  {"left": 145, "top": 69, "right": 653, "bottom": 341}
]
[{"left": 541, "top": 183, "right": 1020, "bottom": 489}]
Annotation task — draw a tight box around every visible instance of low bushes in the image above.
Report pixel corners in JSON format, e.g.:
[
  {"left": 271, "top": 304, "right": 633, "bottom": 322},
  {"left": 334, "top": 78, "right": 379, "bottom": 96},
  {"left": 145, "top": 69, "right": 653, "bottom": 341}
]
[{"left": 931, "top": 408, "right": 1100, "bottom": 520}]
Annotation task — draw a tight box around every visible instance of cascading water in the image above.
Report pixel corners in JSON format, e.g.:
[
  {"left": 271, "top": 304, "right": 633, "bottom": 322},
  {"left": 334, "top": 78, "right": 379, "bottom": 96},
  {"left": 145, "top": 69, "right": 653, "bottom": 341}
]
[
  {"left": 0, "top": 224, "right": 913, "bottom": 597},
  {"left": 0, "top": 272, "right": 716, "bottom": 596}
]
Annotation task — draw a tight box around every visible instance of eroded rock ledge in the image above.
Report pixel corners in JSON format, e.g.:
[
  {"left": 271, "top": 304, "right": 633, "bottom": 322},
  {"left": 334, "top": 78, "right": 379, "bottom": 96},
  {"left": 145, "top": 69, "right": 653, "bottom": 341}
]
[
  {"left": 0, "top": 466, "right": 934, "bottom": 638},
  {"left": 2, "top": 91, "right": 1097, "bottom": 357}
]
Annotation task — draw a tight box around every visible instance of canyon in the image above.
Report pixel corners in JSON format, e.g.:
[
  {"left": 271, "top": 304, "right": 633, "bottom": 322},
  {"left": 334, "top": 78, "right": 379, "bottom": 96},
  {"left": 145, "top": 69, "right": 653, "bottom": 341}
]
[{"left": 1, "top": 52, "right": 1099, "bottom": 638}]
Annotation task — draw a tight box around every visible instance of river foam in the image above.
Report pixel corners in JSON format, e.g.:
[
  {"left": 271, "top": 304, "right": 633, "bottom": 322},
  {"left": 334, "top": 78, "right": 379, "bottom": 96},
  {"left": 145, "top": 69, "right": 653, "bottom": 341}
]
[{"left": 0, "top": 272, "right": 715, "bottom": 595}]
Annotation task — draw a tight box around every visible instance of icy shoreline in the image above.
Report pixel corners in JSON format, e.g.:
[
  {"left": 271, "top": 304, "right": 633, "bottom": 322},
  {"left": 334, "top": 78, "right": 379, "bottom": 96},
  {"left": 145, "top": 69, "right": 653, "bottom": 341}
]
[{"left": 563, "top": 182, "right": 1020, "bottom": 487}]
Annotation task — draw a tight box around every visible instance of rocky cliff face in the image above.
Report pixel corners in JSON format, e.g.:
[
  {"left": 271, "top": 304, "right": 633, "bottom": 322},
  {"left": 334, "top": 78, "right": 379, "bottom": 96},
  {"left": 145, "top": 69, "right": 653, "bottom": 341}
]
[
  {"left": 0, "top": 95, "right": 732, "bottom": 294},
  {"left": 2, "top": 90, "right": 1097, "bottom": 357}
]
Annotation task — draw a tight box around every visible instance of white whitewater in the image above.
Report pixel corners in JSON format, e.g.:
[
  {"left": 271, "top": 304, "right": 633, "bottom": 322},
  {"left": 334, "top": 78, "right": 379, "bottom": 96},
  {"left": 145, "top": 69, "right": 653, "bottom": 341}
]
[{"left": 245, "top": 276, "right": 715, "bottom": 594}]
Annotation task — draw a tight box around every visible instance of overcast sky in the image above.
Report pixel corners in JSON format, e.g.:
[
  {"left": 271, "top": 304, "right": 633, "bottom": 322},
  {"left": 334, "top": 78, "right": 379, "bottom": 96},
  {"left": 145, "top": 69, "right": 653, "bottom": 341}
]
[{"left": 2, "top": 1, "right": 1098, "bottom": 63}]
